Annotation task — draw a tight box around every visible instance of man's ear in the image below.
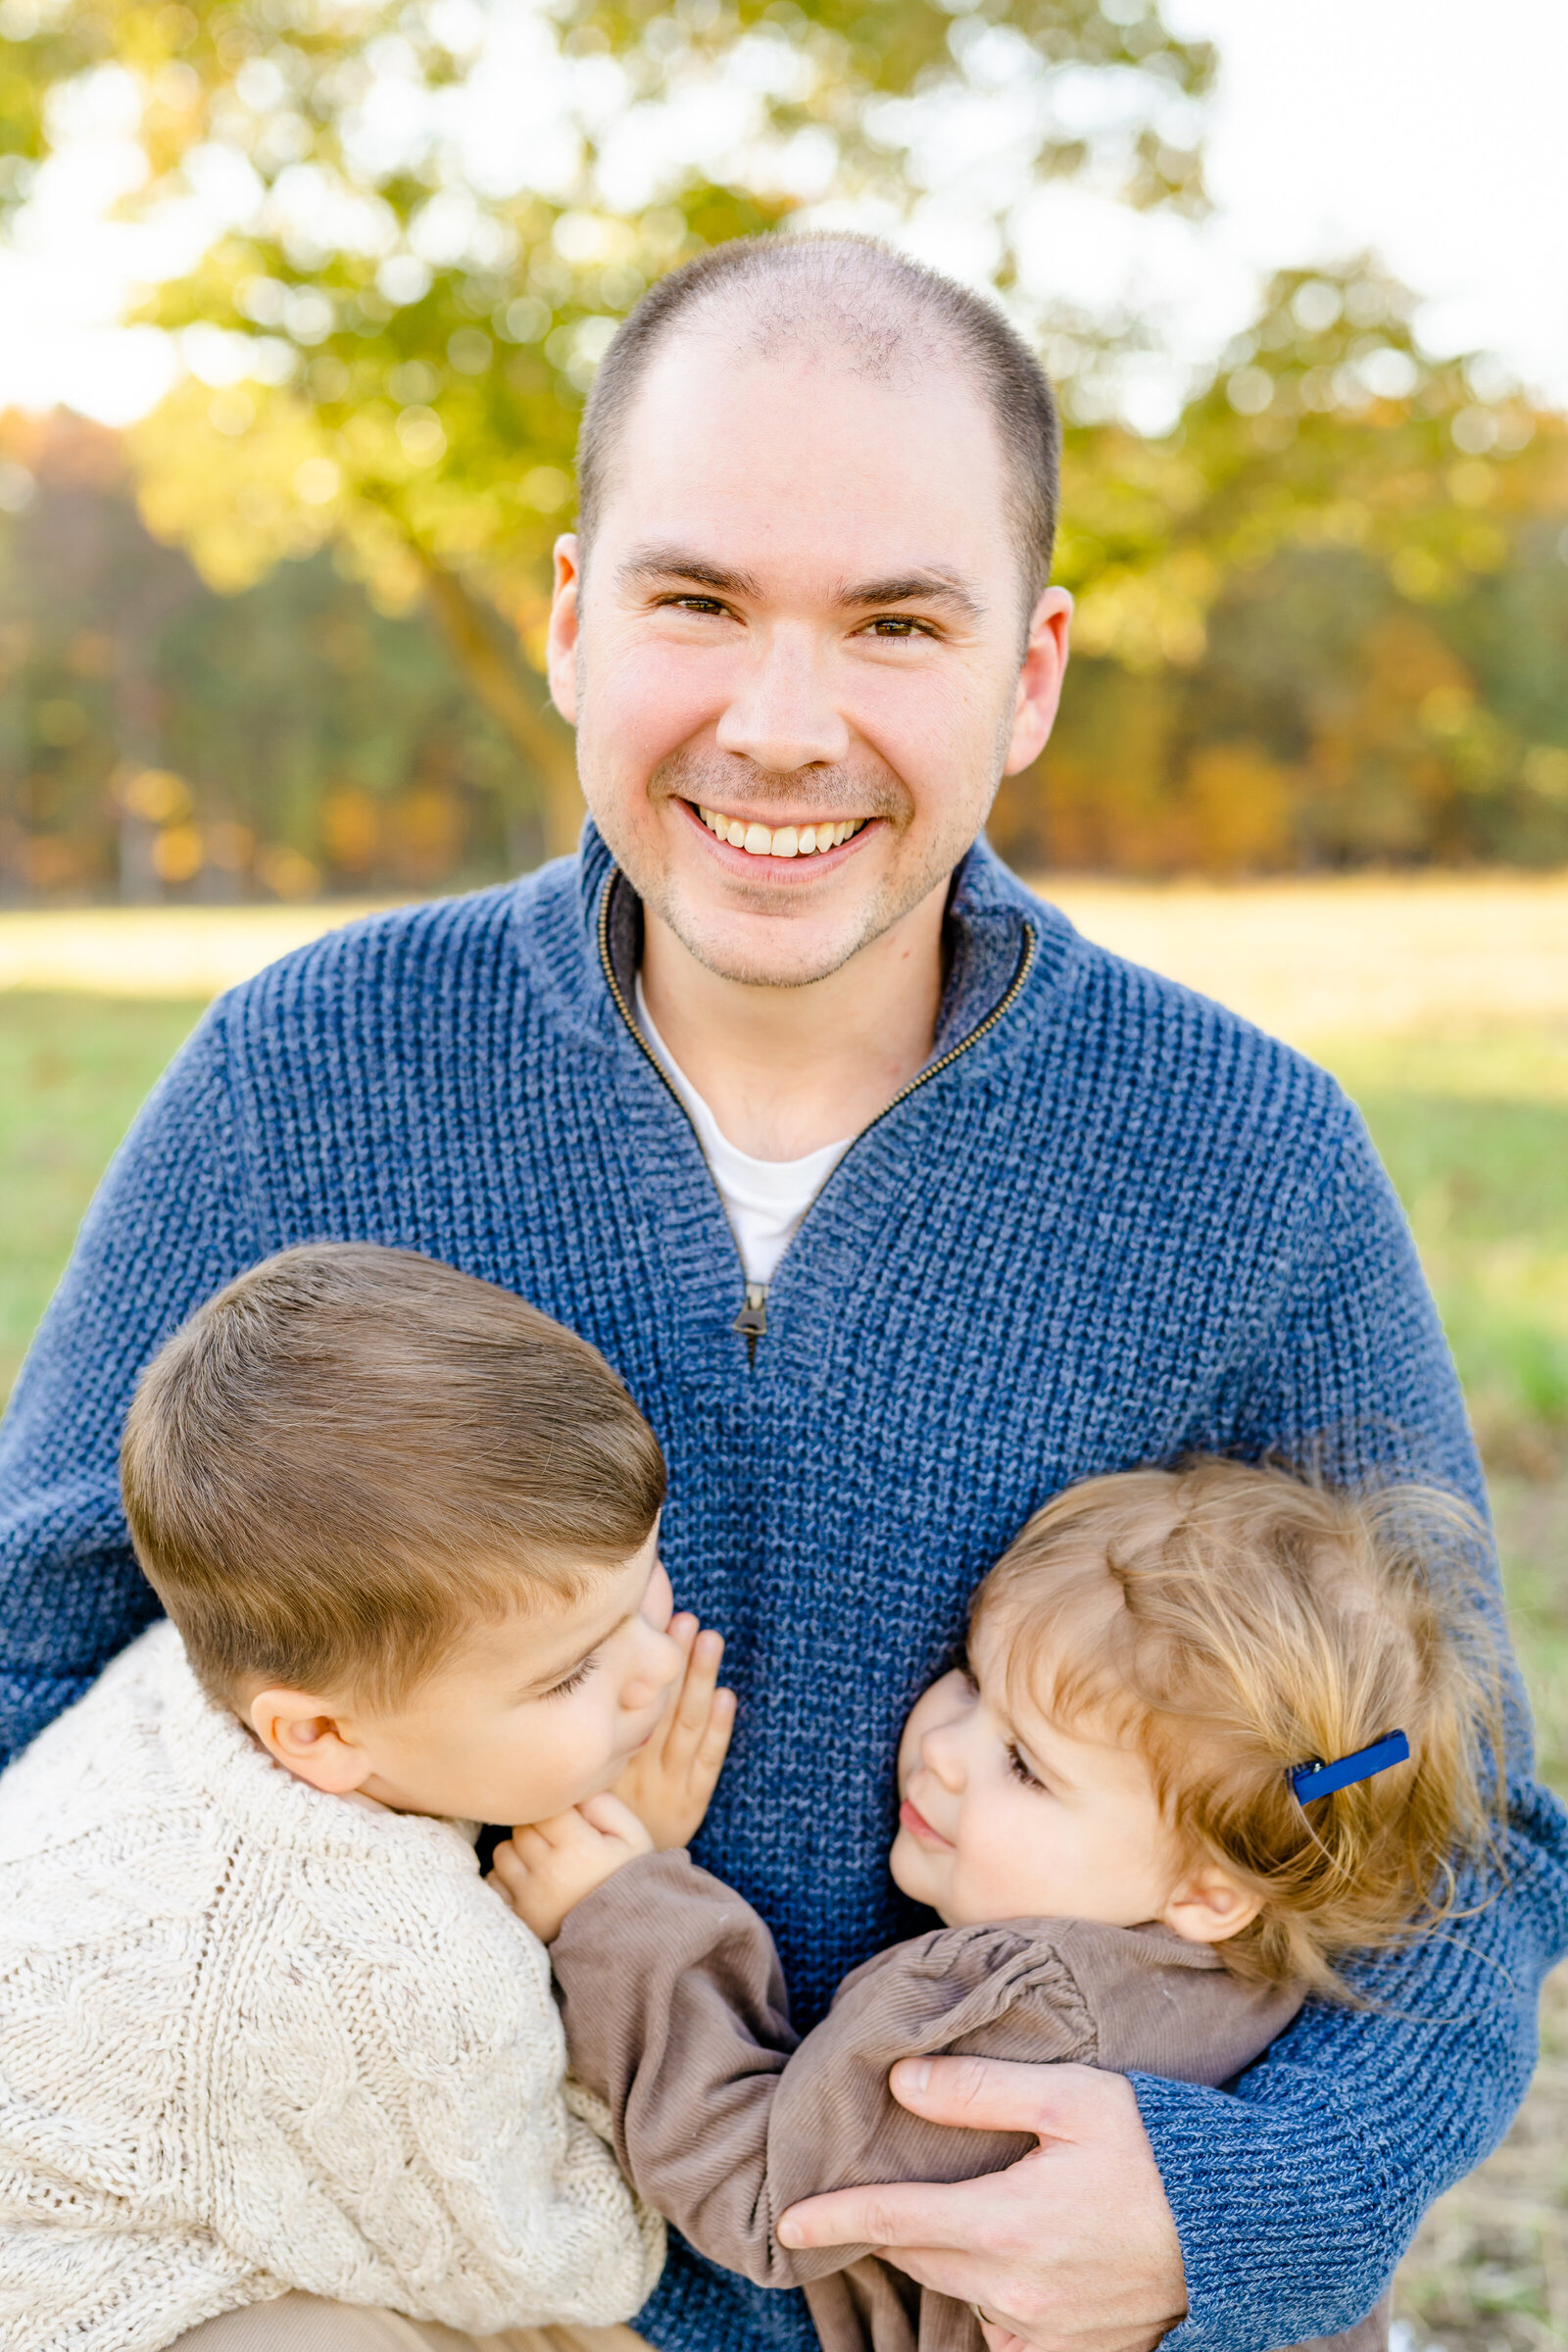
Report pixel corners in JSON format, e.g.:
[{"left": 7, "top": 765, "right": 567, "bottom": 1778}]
[
  {"left": 546, "top": 531, "right": 582, "bottom": 724},
  {"left": 248, "top": 1690, "right": 374, "bottom": 1796},
  {"left": 1161, "top": 1860, "right": 1264, "bottom": 1947},
  {"left": 1003, "top": 585, "right": 1073, "bottom": 775}
]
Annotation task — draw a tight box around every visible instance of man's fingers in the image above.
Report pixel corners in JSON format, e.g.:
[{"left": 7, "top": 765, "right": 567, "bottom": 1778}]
[
  {"left": 889, "top": 2054, "right": 1113, "bottom": 2142},
  {"left": 777, "top": 2178, "right": 982, "bottom": 2255}
]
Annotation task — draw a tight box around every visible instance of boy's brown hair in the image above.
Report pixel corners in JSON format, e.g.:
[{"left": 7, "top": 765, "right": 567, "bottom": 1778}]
[
  {"left": 122, "top": 1243, "right": 667, "bottom": 1710},
  {"left": 972, "top": 1458, "right": 1509, "bottom": 1995}
]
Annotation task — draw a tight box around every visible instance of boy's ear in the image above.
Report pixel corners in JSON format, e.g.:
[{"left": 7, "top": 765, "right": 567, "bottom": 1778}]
[
  {"left": 1161, "top": 1861, "right": 1263, "bottom": 1947},
  {"left": 248, "top": 1690, "right": 374, "bottom": 1796}
]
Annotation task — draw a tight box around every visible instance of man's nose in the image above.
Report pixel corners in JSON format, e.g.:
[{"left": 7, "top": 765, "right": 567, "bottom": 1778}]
[{"left": 714, "top": 627, "right": 851, "bottom": 773}]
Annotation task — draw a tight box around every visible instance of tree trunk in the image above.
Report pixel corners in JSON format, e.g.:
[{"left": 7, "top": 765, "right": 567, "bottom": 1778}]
[{"left": 416, "top": 552, "right": 585, "bottom": 862}]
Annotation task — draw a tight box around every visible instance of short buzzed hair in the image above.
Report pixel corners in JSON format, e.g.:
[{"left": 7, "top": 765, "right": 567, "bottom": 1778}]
[
  {"left": 122, "top": 1243, "right": 666, "bottom": 1709},
  {"left": 577, "top": 233, "right": 1062, "bottom": 603}
]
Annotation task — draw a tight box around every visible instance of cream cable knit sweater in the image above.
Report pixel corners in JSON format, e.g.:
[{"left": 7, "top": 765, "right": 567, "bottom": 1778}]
[{"left": 0, "top": 1623, "right": 664, "bottom": 2352}]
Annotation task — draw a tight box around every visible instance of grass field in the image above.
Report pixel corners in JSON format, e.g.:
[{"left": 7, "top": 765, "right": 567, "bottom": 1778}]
[{"left": 1, "top": 881, "right": 1566, "bottom": 2348}]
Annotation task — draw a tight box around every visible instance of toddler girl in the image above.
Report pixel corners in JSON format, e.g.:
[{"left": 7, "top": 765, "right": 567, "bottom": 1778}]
[{"left": 493, "top": 1457, "right": 1508, "bottom": 2352}]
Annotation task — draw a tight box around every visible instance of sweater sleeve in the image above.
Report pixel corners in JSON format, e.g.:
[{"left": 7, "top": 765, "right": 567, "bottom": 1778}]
[
  {"left": 208, "top": 1854, "right": 663, "bottom": 2334},
  {"left": 0, "top": 1004, "right": 258, "bottom": 1763},
  {"left": 1145, "top": 1100, "right": 1568, "bottom": 2352},
  {"left": 551, "top": 1850, "right": 1114, "bottom": 2290}
]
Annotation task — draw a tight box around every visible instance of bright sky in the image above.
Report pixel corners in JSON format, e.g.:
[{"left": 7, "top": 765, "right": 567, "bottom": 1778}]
[
  {"left": 1, "top": 0, "right": 1564, "bottom": 428},
  {"left": 1168, "top": 0, "right": 1568, "bottom": 404}
]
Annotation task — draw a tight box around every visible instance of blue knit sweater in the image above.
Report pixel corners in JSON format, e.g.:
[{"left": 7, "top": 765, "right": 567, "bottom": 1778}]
[{"left": 2, "top": 832, "right": 1564, "bottom": 2352}]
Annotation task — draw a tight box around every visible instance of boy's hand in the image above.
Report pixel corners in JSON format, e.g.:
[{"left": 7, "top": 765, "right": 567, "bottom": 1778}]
[
  {"left": 613, "top": 1613, "right": 735, "bottom": 1849},
  {"left": 488, "top": 1793, "right": 652, "bottom": 1944}
]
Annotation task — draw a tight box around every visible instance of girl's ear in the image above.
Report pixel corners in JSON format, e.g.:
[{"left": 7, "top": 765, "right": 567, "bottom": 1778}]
[
  {"left": 248, "top": 1690, "right": 374, "bottom": 1796},
  {"left": 1161, "top": 1861, "right": 1264, "bottom": 1947}
]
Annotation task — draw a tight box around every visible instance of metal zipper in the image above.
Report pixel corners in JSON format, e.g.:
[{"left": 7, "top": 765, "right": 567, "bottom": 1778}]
[
  {"left": 854, "top": 920, "right": 1038, "bottom": 1132},
  {"left": 597, "top": 881, "right": 758, "bottom": 1340},
  {"left": 598, "top": 878, "right": 1038, "bottom": 1358}
]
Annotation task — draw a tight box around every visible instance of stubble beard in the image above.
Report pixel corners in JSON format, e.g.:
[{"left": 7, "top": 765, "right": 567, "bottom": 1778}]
[{"left": 598, "top": 747, "right": 996, "bottom": 990}]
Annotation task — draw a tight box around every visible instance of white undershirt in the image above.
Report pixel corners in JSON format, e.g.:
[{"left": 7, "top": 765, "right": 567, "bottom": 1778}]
[{"left": 634, "top": 975, "right": 854, "bottom": 1287}]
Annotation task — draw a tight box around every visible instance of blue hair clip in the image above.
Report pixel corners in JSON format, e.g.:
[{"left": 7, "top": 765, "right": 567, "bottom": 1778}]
[{"left": 1290, "top": 1730, "right": 1410, "bottom": 1806}]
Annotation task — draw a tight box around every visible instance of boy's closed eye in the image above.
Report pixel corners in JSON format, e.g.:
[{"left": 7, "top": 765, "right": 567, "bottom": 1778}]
[{"left": 542, "top": 1652, "right": 600, "bottom": 1700}]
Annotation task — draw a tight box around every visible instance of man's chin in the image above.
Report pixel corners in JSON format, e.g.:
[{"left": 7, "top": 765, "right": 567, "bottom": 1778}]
[{"left": 656, "top": 875, "right": 903, "bottom": 992}]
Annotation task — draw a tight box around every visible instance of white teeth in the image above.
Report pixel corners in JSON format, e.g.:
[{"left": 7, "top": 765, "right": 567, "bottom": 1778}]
[{"left": 697, "top": 806, "right": 865, "bottom": 858}]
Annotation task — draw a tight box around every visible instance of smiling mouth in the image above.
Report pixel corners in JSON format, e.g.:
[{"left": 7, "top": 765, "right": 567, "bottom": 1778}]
[{"left": 693, "top": 803, "right": 869, "bottom": 859}]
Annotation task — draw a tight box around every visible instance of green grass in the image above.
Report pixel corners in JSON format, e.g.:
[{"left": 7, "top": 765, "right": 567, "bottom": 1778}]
[
  {"left": 0, "top": 996, "right": 208, "bottom": 1402},
  {"left": 1315, "top": 1031, "right": 1568, "bottom": 1479}
]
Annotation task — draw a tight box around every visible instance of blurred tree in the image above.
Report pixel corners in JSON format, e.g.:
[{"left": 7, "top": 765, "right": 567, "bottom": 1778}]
[
  {"left": 991, "top": 254, "right": 1568, "bottom": 875},
  {"left": 2, "top": 0, "right": 1213, "bottom": 854},
  {"left": 0, "top": 416, "right": 529, "bottom": 903}
]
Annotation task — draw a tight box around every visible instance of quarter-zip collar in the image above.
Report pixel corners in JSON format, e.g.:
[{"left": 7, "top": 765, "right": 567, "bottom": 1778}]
[{"left": 565, "top": 819, "right": 1076, "bottom": 1364}]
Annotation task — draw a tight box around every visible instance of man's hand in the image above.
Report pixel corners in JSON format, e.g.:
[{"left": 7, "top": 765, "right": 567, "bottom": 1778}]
[
  {"left": 488, "top": 1793, "right": 652, "bottom": 1943},
  {"left": 613, "top": 1610, "right": 735, "bottom": 1849},
  {"left": 776, "top": 2059, "right": 1187, "bottom": 2352}
]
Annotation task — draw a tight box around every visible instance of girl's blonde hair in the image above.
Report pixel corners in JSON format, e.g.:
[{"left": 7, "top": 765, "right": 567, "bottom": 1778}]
[{"left": 972, "top": 1458, "right": 1509, "bottom": 1995}]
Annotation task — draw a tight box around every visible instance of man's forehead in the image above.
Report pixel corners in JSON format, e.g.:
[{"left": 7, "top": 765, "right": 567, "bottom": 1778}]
[{"left": 598, "top": 334, "right": 1014, "bottom": 586}]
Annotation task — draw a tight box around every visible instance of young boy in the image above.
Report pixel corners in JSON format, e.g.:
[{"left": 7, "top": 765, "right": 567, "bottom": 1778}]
[
  {"left": 491, "top": 1459, "right": 1507, "bottom": 2352},
  {"left": 0, "top": 1243, "right": 733, "bottom": 2352}
]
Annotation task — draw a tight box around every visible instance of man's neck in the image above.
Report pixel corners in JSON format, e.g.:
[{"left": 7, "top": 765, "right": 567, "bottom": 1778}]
[{"left": 638, "top": 885, "right": 949, "bottom": 1160}]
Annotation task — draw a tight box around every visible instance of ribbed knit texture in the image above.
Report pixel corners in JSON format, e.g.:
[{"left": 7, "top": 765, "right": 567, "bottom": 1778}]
[
  {"left": 0, "top": 1622, "right": 663, "bottom": 2352},
  {"left": 1, "top": 830, "right": 1564, "bottom": 2352}
]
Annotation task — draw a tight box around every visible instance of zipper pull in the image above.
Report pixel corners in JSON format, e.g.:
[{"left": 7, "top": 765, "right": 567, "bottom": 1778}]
[{"left": 733, "top": 1282, "right": 767, "bottom": 1360}]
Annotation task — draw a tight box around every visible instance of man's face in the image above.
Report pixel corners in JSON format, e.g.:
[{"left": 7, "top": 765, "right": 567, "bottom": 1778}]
[{"left": 548, "top": 329, "right": 1070, "bottom": 987}]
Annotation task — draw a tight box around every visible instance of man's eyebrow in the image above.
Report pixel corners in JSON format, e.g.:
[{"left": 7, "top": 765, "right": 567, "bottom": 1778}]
[
  {"left": 618, "top": 546, "right": 761, "bottom": 599},
  {"left": 837, "top": 572, "right": 986, "bottom": 621}
]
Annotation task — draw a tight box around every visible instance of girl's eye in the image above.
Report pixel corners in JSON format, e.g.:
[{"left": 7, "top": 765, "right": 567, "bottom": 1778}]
[
  {"left": 1006, "top": 1742, "right": 1046, "bottom": 1792},
  {"left": 544, "top": 1654, "right": 598, "bottom": 1700}
]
